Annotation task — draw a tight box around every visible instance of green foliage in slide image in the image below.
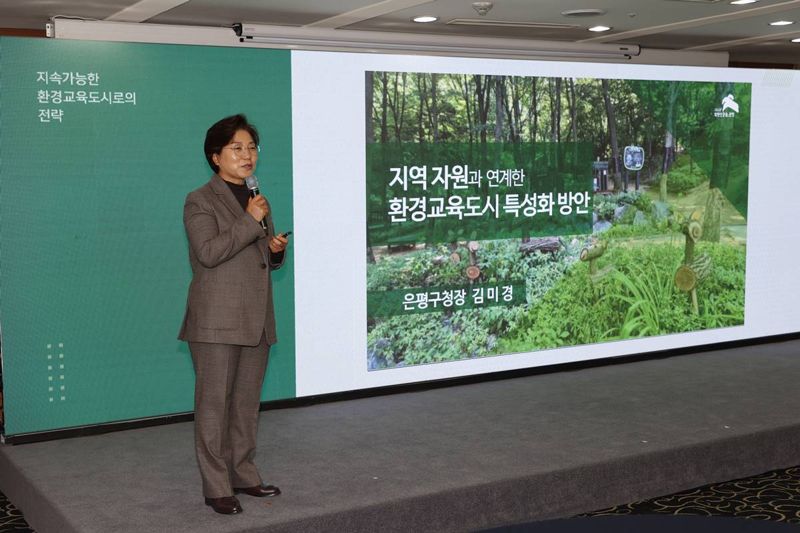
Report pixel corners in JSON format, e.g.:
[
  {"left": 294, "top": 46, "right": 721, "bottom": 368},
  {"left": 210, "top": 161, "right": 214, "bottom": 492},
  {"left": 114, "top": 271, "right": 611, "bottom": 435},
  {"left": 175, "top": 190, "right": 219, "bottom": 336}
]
[
  {"left": 366, "top": 70, "right": 749, "bottom": 370},
  {"left": 368, "top": 241, "right": 574, "bottom": 368},
  {"left": 497, "top": 242, "right": 745, "bottom": 353},
  {"left": 666, "top": 155, "right": 709, "bottom": 194},
  {"left": 367, "top": 226, "right": 745, "bottom": 369}
]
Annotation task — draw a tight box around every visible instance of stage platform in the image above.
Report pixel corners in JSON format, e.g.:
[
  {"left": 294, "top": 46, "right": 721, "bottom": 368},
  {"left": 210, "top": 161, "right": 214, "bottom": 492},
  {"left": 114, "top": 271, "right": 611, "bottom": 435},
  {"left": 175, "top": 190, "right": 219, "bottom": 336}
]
[{"left": 2, "top": 339, "right": 800, "bottom": 532}]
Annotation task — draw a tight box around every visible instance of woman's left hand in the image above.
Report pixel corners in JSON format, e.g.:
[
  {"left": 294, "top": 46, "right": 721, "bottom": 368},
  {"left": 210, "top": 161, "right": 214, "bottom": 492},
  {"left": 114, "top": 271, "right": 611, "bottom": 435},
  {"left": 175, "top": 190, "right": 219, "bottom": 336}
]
[{"left": 269, "top": 234, "right": 288, "bottom": 253}]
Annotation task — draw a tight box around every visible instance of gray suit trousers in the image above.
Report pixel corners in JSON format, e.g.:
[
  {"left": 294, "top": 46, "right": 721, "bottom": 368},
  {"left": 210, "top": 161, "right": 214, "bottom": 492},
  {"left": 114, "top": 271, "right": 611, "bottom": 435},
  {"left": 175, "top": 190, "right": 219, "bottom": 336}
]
[{"left": 189, "top": 336, "right": 269, "bottom": 498}]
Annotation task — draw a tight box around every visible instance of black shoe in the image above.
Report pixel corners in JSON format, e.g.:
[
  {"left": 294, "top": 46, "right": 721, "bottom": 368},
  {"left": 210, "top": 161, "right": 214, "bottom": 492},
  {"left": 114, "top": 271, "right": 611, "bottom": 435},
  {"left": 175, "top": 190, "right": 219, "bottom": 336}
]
[
  {"left": 234, "top": 484, "right": 281, "bottom": 497},
  {"left": 204, "top": 496, "right": 243, "bottom": 514}
]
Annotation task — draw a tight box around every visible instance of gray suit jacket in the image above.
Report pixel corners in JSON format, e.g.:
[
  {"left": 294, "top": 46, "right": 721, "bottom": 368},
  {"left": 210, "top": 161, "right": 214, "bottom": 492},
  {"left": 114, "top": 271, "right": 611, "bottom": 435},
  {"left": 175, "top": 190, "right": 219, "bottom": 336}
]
[{"left": 178, "top": 174, "right": 284, "bottom": 346}]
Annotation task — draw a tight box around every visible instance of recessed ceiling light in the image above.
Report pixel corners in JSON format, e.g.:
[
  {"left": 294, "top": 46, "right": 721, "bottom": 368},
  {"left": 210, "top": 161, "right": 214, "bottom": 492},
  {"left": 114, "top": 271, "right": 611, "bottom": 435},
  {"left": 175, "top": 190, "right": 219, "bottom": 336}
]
[
  {"left": 588, "top": 25, "right": 612, "bottom": 32},
  {"left": 412, "top": 15, "right": 438, "bottom": 23},
  {"left": 730, "top": 0, "right": 758, "bottom": 4},
  {"left": 769, "top": 20, "right": 795, "bottom": 26},
  {"left": 792, "top": 37, "right": 800, "bottom": 42}
]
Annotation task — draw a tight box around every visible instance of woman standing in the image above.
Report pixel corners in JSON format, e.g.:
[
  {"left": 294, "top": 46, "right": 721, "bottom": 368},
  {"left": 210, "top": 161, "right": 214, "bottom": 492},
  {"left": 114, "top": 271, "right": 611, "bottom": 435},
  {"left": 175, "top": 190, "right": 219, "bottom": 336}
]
[{"left": 179, "top": 114, "right": 288, "bottom": 515}]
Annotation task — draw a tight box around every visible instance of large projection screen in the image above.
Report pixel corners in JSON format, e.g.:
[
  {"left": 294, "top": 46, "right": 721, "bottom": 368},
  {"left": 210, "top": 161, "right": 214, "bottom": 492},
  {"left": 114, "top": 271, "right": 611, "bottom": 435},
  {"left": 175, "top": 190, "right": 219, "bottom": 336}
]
[
  {"left": 0, "top": 36, "right": 797, "bottom": 436},
  {"left": 291, "top": 52, "right": 798, "bottom": 396}
]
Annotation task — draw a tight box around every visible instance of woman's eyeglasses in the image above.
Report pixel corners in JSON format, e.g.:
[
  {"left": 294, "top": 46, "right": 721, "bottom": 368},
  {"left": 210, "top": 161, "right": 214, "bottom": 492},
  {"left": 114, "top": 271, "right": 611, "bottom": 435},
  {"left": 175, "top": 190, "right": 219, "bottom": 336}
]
[{"left": 225, "top": 143, "right": 260, "bottom": 158}]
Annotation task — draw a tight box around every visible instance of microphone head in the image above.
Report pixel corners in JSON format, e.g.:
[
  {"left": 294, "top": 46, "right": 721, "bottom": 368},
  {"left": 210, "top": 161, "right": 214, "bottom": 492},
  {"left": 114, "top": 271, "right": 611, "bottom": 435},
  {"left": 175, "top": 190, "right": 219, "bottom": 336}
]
[{"left": 245, "top": 175, "right": 259, "bottom": 191}]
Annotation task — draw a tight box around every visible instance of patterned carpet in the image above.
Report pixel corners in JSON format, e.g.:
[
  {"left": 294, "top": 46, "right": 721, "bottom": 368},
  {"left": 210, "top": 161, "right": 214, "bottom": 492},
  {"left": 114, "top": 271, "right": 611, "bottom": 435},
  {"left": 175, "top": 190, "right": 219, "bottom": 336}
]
[
  {"left": 0, "top": 494, "right": 30, "bottom": 533},
  {"left": 583, "top": 465, "right": 800, "bottom": 523},
  {"left": 2, "top": 466, "right": 800, "bottom": 532}
]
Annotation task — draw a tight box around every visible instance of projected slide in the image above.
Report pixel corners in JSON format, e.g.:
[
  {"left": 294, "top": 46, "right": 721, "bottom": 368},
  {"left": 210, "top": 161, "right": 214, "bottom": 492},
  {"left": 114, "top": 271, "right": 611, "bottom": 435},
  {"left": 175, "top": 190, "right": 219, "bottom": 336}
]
[{"left": 365, "top": 73, "right": 750, "bottom": 370}]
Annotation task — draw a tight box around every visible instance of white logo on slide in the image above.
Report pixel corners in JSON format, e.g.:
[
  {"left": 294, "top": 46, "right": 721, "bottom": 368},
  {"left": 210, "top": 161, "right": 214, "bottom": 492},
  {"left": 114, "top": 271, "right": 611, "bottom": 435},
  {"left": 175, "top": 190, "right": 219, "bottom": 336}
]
[
  {"left": 721, "top": 94, "right": 739, "bottom": 113},
  {"left": 714, "top": 94, "right": 739, "bottom": 118}
]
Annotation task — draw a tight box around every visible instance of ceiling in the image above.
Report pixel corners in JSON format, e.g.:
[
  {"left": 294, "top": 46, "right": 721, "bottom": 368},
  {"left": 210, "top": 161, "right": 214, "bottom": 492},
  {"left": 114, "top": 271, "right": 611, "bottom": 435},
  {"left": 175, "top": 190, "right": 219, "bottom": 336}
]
[{"left": 1, "top": 0, "right": 799, "bottom": 65}]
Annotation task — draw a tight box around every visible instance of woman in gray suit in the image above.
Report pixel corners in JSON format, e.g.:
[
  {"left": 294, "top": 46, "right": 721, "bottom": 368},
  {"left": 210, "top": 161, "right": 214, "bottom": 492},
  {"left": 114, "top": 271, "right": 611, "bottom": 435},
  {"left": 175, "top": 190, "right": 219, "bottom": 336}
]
[{"left": 179, "top": 114, "right": 288, "bottom": 515}]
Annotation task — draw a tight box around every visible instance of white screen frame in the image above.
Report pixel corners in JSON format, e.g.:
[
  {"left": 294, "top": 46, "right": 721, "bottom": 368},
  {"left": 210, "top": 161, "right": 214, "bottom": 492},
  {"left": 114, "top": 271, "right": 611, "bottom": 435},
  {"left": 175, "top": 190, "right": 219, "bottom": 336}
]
[{"left": 291, "top": 51, "right": 799, "bottom": 397}]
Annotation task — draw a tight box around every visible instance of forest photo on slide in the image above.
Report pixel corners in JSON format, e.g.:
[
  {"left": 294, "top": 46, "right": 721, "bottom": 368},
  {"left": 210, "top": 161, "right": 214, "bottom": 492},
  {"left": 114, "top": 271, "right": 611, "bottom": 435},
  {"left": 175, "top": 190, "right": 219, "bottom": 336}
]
[{"left": 366, "top": 72, "right": 750, "bottom": 370}]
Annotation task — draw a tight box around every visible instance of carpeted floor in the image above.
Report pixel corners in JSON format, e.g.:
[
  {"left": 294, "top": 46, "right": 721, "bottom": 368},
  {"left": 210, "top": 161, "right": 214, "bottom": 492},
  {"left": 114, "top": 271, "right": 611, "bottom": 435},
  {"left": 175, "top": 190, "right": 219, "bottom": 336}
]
[{"left": 3, "top": 465, "right": 800, "bottom": 532}]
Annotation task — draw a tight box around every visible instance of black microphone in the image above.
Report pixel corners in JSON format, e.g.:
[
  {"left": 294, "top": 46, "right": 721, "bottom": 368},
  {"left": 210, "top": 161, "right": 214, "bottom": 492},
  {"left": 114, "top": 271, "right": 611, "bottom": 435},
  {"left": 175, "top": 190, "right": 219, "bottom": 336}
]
[{"left": 245, "top": 175, "right": 269, "bottom": 231}]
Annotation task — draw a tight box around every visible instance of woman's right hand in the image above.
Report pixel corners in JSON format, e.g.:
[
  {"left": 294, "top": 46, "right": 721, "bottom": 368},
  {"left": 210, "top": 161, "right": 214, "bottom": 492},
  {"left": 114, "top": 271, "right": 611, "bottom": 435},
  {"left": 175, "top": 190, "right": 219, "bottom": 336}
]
[{"left": 246, "top": 194, "right": 269, "bottom": 222}]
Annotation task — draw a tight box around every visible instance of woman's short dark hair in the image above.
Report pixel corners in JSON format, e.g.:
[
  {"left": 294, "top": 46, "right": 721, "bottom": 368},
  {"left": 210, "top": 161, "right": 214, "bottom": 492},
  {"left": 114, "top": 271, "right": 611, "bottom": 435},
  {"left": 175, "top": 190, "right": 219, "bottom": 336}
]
[{"left": 204, "top": 114, "right": 260, "bottom": 173}]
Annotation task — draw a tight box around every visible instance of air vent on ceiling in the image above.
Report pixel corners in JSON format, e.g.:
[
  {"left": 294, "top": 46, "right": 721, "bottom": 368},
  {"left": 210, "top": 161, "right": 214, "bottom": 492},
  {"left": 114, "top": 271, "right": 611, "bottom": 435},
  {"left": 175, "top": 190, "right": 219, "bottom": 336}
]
[
  {"left": 447, "top": 19, "right": 581, "bottom": 30},
  {"left": 561, "top": 9, "right": 607, "bottom": 17}
]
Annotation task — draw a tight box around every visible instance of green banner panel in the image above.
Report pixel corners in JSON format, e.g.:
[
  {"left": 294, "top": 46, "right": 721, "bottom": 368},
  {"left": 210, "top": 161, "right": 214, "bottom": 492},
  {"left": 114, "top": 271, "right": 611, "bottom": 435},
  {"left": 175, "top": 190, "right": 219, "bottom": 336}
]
[{"left": 0, "top": 37, "right": 295, "bottom": 436}]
